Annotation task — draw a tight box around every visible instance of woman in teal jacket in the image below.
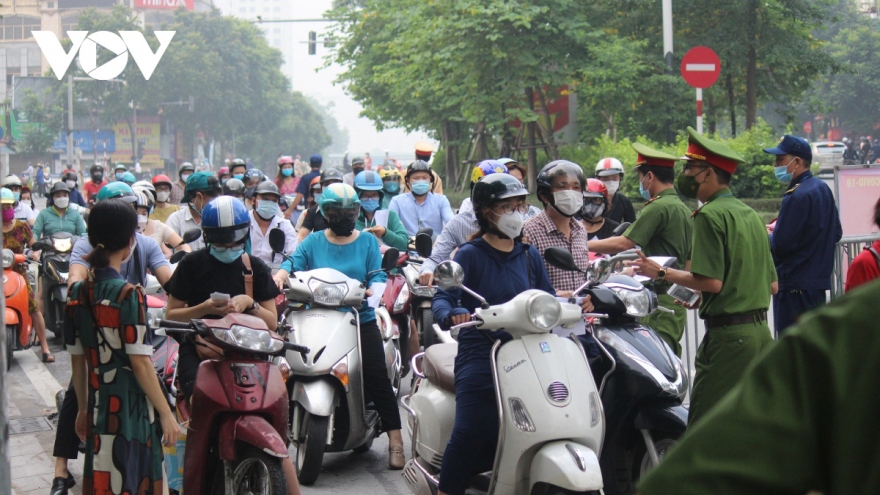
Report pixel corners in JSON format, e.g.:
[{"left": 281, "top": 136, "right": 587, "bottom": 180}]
[
  {"left": 33, "top": 182, "right": 86, "bottom": 241},
  {"left": 353, "top": 171, "right": 409, "bottom": 251}
]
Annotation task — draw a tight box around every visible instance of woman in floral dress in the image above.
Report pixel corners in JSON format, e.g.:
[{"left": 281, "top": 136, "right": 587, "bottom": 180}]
[
  {"left": 1, "top": 187, "right": 53, "bottom": 360},
  {"left": 67, "top": 199, "right": 178, "bottom": 495}
]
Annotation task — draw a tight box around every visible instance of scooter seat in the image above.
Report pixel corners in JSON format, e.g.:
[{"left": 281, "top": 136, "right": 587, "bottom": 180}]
[{"left": 423, "top": 342, "right": 457, "bottom": 394}]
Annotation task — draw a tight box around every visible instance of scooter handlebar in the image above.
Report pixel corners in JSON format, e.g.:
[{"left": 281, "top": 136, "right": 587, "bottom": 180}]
[
  {"left": 283, "top": 342, "right": 310, "bottom": 354},
  {"left": 156, "top": 319, "right": 195, "bottom": 330}
]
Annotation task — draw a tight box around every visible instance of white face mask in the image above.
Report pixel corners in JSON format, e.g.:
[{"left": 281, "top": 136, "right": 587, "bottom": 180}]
[
  {"left": 137, "top": 215, "right": 149, "bottom": 232},
  {"left": 604, "top": 180, "right": 620, "bottom": 196},
  {"left": 551, "top": 190, "right": 583, "bottom": 217},
  {"left": 180, "top": 174, "right": 191, "bottom": 183},
  {"left": 54, "top": 196, "right": 70, "bottom": 209},
  {"left": 495, "top": 211, "right": 524, "bottom": 239},
  {"left": 156, "top": 190, "right": 170, "bottom": 203},
  {"left": 122, "top": 239, "right": 137, "bottom": 264},
  {"left": 65, "top": 180, "right": 76, "bottom": 189}
]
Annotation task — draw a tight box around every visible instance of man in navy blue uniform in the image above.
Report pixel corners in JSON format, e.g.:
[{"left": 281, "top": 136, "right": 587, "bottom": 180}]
[{"left": 764, "top": 135, "right": 842, "bottom": 337}]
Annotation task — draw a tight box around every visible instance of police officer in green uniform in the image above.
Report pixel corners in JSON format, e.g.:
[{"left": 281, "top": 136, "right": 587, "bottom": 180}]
[
  {"left": 589, "top": 143, "right": 693, "bottom": 356},
  {"left": 632, "top": 127, "right": 777, "bottom": 427},
  {"left": 637, "top": 280, "right": 880, "bottom": 495}
]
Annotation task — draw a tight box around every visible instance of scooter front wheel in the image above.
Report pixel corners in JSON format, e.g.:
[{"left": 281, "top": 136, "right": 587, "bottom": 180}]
[
  {"left": 294, "top": 414, "right": 329, "bottom": 485},
  {"left": 631, "top": 430, "right": 679, "bottom": 485},
  {"left": 231, "top": 445, "right": 287, "bottom": 495}
]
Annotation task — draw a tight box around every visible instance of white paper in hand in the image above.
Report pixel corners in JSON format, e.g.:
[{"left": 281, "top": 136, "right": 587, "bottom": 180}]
[{"left": 367, "top": 282, "right": 386, "bottom": 309}]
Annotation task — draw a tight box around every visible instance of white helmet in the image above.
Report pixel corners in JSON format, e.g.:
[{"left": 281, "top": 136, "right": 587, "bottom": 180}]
[
  {"left": 595, "top": 158, "right": 624, "bottom": 177},
  {"left": 842, "top": 137, "right": 849, "bottom": 143},
  {"left": 2, "top": 175, "right": 22, "bottom": 187},
  {"left": 132, "top": 181, "right": 156, "bottom": 202}
]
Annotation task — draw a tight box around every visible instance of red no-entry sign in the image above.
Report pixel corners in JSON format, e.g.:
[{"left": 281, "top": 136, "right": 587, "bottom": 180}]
[{"left": 681, "top": 46, "right": 721, "bottom": 89}]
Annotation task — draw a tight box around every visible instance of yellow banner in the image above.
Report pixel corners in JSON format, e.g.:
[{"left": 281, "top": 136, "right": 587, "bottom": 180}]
[{"left": 111, "top": 116, "right": 161, "bottom": 165}]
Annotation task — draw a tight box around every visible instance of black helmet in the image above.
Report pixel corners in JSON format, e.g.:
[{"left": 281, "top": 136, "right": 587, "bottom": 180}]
[
  {"left": 253, "top": 181, "right": 281, "bottom": 199},
  {"left": 471, "top": 174, "right": 528, "bottom": 211},
  {"left": 244, "top": 168, "right": 264, "bottom": 184},
  {"left": 49, "top": 181, "right": 71, "bottom": 197},
  {"left": 230, "top": 158, "right": 248, "bottom": 176},
  {"left": 179, "top": 162, "right": 195, "bottom": 178},
  {"left": 405, "top": 160, "right": 434, "bottom": 183},
  {"left": 62, "top": 171, "right": 77, "bottom": 183},
  {"left": 223, "top": 177, "right": 246, "bottom": 196},
  {"left": 320, "top": 168, "right": 344, "bottom": 185},
  {"left": 90, "top": 164, "right": 103, "bottom": 174},
  {"left": 536, "top": 160, "right": 586, "bottom": 202}
]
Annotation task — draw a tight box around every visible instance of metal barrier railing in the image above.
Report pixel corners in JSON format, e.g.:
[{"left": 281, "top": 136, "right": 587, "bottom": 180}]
[{"left": 832, "top": 234, "right": 880, "bottom": 299}]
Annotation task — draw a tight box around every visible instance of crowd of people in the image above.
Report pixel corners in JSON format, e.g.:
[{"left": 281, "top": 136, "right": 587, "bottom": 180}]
[{"left": 3, "top": 127, "right": 879, "bottom": 495}]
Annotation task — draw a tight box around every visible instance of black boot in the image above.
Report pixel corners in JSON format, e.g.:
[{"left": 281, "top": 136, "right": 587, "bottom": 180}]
[{"left": 49, "top": 473, "right": 75, "bottom": 495}]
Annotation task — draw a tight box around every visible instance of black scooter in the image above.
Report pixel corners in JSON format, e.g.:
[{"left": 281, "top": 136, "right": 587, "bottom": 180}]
[
  {"left": 545, "top": 247, "right": 688, "bottom": 495},
  {"left": 33, "top": 231, "right": 77, "bottom": 336}
]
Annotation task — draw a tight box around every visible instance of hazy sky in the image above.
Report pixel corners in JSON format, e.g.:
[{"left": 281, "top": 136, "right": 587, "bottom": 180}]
[{"left": 248, "top": 0, "right": 434, "bottom": 157}]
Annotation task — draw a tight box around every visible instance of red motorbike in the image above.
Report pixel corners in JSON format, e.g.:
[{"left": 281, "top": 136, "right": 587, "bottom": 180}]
[
  {"left": 3, "top": 249, "right": 36, "bottom": 369},
  {"left": 158, "top": 314, "right": 309, "bottom": 495}
]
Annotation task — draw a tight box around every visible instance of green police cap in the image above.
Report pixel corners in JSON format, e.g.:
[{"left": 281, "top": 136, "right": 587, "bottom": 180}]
[
  {"left": 681, "top": 126, "right": 744, "bottom": 174},
  {"left": 632, "top": 143, "right": 679, "bottom": 168}
]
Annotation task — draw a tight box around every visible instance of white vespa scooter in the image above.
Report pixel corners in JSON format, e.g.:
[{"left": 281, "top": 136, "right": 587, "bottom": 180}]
[
  {"left": 280, "top": 246, "right": 403, "bottom": 485},
  {"left": 402, "top": 261, "right": 606, "bottom": 495}
]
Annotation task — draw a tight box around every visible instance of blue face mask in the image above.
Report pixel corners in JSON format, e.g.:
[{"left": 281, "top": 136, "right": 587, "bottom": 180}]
[
  {"left": 12, "top": 192, "right": 20, "bottom": 201},
  {"left": 384, "top": 181, "right": 399, "bottom": 194},
  {"left": 233, "top": 173, "right": 245, "bottom": 180},
  {"left": 774, "top": 157, "right": 795, "bottom": 183},
  {"left": 639, "top": 177, "right": 652, "bottom": 201},
  {"left": 281, "top": 168, "right": 293, "bottom": 177},
  {"left": 116, "top": 173, "right": 124, "bottom": 180},
  {"left": 210, "top": 244, "right": 245, "bottom": 264},
  {"left": 360, "top": 198, "right": 380, "bottom": 212},
  {"left": 256, "top": 199, "right": 279, "bottom": 219},
  {"left": 411, "top": 180, "right": 431, "bottom": 196},
  {"left": 313, "top": 193, "right": 322, "bottom": 204}
]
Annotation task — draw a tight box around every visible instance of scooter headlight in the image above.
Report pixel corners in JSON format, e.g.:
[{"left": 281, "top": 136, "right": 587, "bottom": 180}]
[
  {"left": 2, "top": 249, "right": 14, "bottom": 269},
  {"left": 595, "top": 328, "right": 686, "bottom": 399},
  {"left": 308, "top": 280, "right": 348, "bottom": 305},
  {"left": 211, "top": 325, "right": 284, "bottom": 353},
  {"left": 526, "top": 293, "right": 562, "bottom": 331},
  {"left": 52, "top": 238, "right": 72, "bottom": 253},
  {"left": 393, "top": 282, "right": 410, "bottom": 313},
  {"left": 607, "top": 283, "right": 656, "bottom": 317}
]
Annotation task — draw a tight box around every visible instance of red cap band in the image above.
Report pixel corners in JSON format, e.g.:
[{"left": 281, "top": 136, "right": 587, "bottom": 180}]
[
  {"left": 636, "top": 154, "right": 676, "bottom": 168},
  {"left": 685, "top": 143, "right": 738, "bottom": 174}
]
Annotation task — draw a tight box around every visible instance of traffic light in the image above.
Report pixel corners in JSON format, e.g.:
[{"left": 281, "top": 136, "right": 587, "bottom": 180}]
[{"left": 308, "top": 31, "right": 317, "bottom": 55}]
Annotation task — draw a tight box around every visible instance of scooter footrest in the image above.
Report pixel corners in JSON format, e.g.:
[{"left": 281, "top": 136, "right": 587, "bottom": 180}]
[{"left": 364, "top": 410, "right": 379, "bottom": 429}]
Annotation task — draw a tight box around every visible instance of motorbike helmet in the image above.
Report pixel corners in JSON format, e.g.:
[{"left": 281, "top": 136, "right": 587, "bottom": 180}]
[
  {"left": 178, "top": 162, "right": 195, "bottom": 179},
  {"left": 498, "top": 157, "right": 527, "bottom": 177},
  {"left": 2, "top": 175, "right": 22, "bottom": 188},
  {"left": 62, "top": 171, "right": 78, "bottom": 184},
  {"left": 134, "top": 189, "right": 154, "bottom": 213},
  {"left": 353, "top": 170, "right": 384, "bottom": 200},
  {"left": 96, "top": 182, "right": 138, "bottom": 203},
  {"left": 594, "top": 157, "right": 625, "bottom": 178},
  {"left": 122, "top": 172, "right": 137, "bottom": 185},
  {"left": 470, "top": 160, "right": 508, "bottom": 189},
  {"left": 114, "top": 163, "right": 127, "bottom": 173},
  {"left": 201, "top": 196, "right": 250, "bottom": 246},
  {"left": 584, "top": 178, "right": 609, "bottom": 203},
  {"left": 223, "top": 177, "right": 246, "bottom": 198},
  {"left": 151, "top": 174, "right": 173, "bottom": 189},
  {"left": 253, "top": 181, "right": 281, "bottom": 199},
  {"left": 277, "top": 155, "right": 295, "bottom": 166},
  {"left": 320, "top": 168, "right": 344, "bottom": 186},
  {"left": 378, "top": 167, "right": 399, "bottom": 180},
  {"left": 405, "top": 160, "right": 434, "bottom": 184},
  {"left": 132, "top": 180, "right": 156, "bottom": 200},
  {"left": 217, "top": 166, "right": 230, "bottom": 179},
  {"left": 1, "top": 187, "right": 15, "bottom": 204},
  {"left": 319, "top": 183, "right": 361, "bottom": 220},
  {"left": 309, "top": 176, "right": 322, "bottom": 199},
  {"left": 536, "top": 160, "right": 586, "bottom": 203},
  {"left": 471, "top": 173, "right": 529, "bottom": 211},
  {"left": 47, "top": 181, "right": 71, "bottom": 208},
  {"left": 90, "top": 164, "right": 105, "bottom": 181},
  {"left": 230, "top": 158, "right": 247, "bottom": 178}
]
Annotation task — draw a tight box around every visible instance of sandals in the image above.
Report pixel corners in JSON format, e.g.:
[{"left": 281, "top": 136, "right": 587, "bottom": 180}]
[
  {"left": 389, "top": 446, "right": 405, "bottom": 470},
  {"left": 43, "top": 353, "right": 55, "bottom": 363}
]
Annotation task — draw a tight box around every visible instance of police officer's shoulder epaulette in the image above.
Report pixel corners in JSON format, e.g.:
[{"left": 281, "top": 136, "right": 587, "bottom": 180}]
[{"left": 785, "top": 183, "right": 801, "bottom": 195}]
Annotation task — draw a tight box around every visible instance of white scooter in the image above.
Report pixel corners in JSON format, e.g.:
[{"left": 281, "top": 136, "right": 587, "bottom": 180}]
[
  {"left": 279, "top": 244, "right": 403, "bottom": 485},
  {"left": 402, "top": 260, "right": 606, "bottom": 495}
]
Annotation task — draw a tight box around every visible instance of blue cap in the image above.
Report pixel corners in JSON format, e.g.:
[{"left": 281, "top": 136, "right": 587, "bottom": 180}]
[
  {"left": 310, "top": 154, "right": 323, "bottom": 166},
  {"left": 763, "top": 135, "right": 812, "bottom": 162}
]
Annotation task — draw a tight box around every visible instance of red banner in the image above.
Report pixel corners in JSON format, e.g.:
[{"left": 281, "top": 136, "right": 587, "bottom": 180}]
[{"left": 135, "top": 0, "right": 194, "bottom": 10}]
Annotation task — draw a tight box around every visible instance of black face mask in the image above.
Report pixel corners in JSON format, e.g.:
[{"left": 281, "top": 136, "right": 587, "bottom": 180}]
[
  {"left": 352, "top": 167, "right": 364, "bottom": 176},
  {"left": 328, "top": 216, "right": 356, "bottom": 236},
  {"left": 92, "top": 173, "right": 103, "bottom": 183}
]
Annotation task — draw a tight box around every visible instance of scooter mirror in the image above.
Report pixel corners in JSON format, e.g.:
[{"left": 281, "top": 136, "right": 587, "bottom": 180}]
[
  {"left": 434, "top": 261, "right": 464, "bottom": 291},
  {"left": 381, "top": 248, "right": 400, "bottom": 271},
  {"left": 544, "top": 247, "right": 580, "bottom": 272},
  {"left": 590, "top": 257, "right": 613, "bottom": 284},
  {"left": 181, "top": 228, "right": 202, "bottom": 245},
  {"left": 268, "top": 228, "right": 286, "bottom": 254},
  {"left": 169, "top": 250, "right": 187, "bottom": 264},
  {"left": 414, "top": 232, "right": 433, "bottom": 258},
  {"left": 612, "top": 222, "right": 631, "bottom": 237},
  {"left": 416, "top": 227, "right": 434, "bottom": 239}
]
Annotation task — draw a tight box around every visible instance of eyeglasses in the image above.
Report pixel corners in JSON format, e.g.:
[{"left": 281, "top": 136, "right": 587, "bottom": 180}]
[{"left": 492, "top": 203, "right": 529, "bottom": 215}]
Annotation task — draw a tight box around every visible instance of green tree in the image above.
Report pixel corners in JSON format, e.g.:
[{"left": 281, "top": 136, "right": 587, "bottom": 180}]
[
  {"left": 16, "top": 90, "right": 64, "bottom": 154},
  {"left": 819, "top": 24, "right": 880, "bottom": 133},
  {"left": 305, "top": 96, "right": 349, "bottom": 155}
]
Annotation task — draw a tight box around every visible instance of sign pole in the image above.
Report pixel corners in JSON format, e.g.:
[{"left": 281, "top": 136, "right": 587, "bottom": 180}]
[
  {"left": 696, "top": 88, "right": 703, "bottom": 134},
  {"left": 67, "top": 74, "right": 74, "bottom": 174}
]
